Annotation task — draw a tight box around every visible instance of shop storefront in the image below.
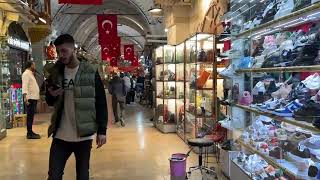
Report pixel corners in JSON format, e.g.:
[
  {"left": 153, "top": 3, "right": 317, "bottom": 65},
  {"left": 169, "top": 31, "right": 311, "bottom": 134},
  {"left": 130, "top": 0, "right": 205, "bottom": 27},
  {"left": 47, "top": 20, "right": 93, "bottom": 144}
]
[
  {"left": 152, "top": 0, "right": 320, "bottom": 179},
  {"left": 216, "top": 1, "right": 320, "bottom": 179},
  {"left": 0, "top": 22, "right": 31, "bottom": 136}
]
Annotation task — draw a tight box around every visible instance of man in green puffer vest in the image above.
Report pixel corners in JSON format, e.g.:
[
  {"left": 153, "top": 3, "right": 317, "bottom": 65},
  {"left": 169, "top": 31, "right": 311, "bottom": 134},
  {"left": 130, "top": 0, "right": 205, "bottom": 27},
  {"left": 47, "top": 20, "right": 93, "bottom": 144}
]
[{"left": 45, "top": 34, "right": 107, "bottom": 180}]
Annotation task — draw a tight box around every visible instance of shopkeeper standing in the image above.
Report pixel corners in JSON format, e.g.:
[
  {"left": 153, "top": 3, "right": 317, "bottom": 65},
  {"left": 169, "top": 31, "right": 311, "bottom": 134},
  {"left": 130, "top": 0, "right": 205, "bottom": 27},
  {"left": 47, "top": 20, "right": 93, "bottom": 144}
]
[{"left": 22, "top": 61, "right": 41, "bottom": 139}]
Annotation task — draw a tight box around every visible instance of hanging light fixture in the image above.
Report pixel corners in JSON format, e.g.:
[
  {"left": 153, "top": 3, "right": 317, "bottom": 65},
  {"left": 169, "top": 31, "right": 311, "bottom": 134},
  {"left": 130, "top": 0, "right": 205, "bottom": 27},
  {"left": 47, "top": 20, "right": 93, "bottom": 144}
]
[{"left": 148, "top": 4, "right": 162, "bottom": 13}]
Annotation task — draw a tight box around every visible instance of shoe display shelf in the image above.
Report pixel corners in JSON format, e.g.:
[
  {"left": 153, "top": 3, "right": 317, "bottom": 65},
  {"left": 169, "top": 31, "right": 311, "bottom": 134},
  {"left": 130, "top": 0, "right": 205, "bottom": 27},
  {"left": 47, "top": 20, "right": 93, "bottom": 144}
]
[
  {"left": 184, "top": 33, "right": 218, "bottom": 140},
  {"left": 234, "top": 1, "right": 320, "bottom": 39},
  {"left": 175, "top": 42, "right": 186, "bottom": 140},
  {"left": 234, "top": 104, "right": 320, "bottom": 133},
  {"left": 219, "top": 1, "right": 320, "bottom": 179},
  {"left": 237, "top": 139, "right": 310, "bottom": 180},
  {"left": 154, "top": 45, "right": 177, "bottom": 133},
  {"left": 236, "top": 65, "right": 320, "bottom": 73}
]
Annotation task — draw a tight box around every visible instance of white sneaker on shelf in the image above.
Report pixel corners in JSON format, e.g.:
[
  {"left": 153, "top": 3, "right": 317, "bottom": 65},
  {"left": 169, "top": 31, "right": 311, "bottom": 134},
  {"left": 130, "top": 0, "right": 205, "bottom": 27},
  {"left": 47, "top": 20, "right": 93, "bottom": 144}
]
[
  {"left": 219, "top": 64, "right": 237, "bottom": 78},
  {"left": 252, "top": 81, "right": 266, "bottom": 95},
  {"left": 302, "top": 73, "right": 320, "bottom": 90},
  {"left": 274, "top": 0, "right": 294, "bottom": 19}
]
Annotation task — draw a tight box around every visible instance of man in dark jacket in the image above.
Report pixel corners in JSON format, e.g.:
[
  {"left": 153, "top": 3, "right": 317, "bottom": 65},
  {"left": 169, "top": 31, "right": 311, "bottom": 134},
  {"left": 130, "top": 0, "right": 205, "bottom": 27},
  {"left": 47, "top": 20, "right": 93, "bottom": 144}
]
[
  {"left": 45, "top": 34, "right": 107, "bottom": 180},
  {"left": 108, "top": 73, "right": 127, "bottom": 127}
]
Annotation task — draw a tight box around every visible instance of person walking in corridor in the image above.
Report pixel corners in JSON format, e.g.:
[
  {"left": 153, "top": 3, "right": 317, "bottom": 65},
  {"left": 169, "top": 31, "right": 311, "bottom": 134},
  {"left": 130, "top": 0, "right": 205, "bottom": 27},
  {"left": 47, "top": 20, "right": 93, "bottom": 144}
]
[
  {"left": 22, "top": 61, "right": 41, "bottom": 139},
  {"left": 108, "top": 73, "right": 127, "bottom": 127},
  {"left": 45, "top": 34, "right": 107, "bottom": 180}
]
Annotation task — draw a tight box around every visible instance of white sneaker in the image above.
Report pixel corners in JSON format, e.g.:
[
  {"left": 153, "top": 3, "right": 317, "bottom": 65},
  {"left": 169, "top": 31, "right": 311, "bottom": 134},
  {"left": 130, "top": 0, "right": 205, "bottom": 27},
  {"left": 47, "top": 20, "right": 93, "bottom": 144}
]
[
  {"left": 252, "top": 55, "right": 266, "bottom": 68},
  {"left": 302, "top": 73, "right": 320, "bottom": 90},
  {"left": 274, "top": 0, "right": 294, "bottom": 19},
  {"left": 219, "top": 64, "right": 237, "bottom": 78},
  {"left": 252, "top": 81, "right": 266, "bottom": 95}
]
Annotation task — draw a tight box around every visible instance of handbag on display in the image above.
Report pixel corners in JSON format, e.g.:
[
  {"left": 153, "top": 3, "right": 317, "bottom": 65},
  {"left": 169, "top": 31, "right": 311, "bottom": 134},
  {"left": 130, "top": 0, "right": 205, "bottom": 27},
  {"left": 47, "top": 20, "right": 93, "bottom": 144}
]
[
  {"left": 196, "top": 70, "right": 210, "bottom": 88},
  {"left": 206, "top": 50, "right": 214, "bottom": 62},
  {"left": 197, "top": 49, "right": 207, "bottom": 62}
]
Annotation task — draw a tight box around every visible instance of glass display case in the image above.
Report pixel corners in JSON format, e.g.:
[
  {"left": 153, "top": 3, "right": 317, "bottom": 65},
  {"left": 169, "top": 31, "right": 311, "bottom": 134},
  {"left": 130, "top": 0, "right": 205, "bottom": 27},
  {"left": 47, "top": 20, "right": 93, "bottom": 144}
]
[
  {"left": 0, "top": 38, "right": 9, "bottom": 139},
  {"left": 154, "top": 45, "right": 177, "bottom": 133},
  {"left": 185, "top": 33, "right": 217, "bottom": 140},
  {"left": 175, "top": 42, "right": 185, "bottom": 140},
  {"left": 218, "top": 1, "right": 320, "bottom": 179}
]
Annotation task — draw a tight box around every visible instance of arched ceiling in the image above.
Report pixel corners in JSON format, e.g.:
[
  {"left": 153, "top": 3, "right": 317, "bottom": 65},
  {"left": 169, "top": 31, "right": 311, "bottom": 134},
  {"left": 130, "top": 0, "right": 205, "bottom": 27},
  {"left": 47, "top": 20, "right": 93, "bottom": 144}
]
[{"left": 51, "top": 0, "right": 165, "bottom": 58}]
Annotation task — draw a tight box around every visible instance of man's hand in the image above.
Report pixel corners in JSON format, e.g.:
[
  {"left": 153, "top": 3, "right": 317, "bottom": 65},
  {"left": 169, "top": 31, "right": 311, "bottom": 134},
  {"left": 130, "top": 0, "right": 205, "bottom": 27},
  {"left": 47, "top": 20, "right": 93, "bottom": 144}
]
[
  {"left": 48, "top": 87, "right": 64, "bottom": 97},
  {"left": 96, "top": 135, "right": 107, "bottom": 149},
  {"left": 24, "top": 98, "right": 30, "bottom": 106}
]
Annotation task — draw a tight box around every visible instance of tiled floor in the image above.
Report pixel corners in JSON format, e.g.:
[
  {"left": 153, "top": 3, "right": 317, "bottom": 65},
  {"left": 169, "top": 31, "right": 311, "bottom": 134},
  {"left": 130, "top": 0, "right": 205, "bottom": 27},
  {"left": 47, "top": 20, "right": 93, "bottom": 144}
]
[{"left": 0, "top": 99, "right": 226, "bottom": 180}]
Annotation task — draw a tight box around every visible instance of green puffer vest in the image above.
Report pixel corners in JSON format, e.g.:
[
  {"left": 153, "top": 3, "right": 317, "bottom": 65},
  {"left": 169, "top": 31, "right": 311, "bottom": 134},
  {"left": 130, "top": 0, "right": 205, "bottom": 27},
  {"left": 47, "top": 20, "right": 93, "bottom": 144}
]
[{"left": 48, "top": 60, "right": 99, "bottom": 137}]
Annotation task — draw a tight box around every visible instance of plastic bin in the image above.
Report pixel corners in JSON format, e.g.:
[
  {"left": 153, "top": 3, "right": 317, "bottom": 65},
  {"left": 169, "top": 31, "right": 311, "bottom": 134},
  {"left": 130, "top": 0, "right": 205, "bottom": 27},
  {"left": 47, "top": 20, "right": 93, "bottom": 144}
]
[{"left": 169, "top": 153, "right": 187, "bottom": 180}]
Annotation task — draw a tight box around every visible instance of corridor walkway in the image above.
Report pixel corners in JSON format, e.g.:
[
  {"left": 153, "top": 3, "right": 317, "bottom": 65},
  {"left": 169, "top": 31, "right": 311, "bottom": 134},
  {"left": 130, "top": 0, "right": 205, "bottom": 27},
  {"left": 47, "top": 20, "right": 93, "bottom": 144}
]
[{"left": 0, "top": 103, "right": 223, "bottom": 180}]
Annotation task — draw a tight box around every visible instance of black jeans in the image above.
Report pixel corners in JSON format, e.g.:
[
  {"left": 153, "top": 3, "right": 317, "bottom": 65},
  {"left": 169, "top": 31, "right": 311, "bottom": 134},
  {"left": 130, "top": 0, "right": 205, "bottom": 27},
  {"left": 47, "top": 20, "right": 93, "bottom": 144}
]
[
  {"left": 26, "top": 99, "right": 37, "bottom": 134},
  {"left": 48, "top": 138, "right": 93, "bottom": 180}
]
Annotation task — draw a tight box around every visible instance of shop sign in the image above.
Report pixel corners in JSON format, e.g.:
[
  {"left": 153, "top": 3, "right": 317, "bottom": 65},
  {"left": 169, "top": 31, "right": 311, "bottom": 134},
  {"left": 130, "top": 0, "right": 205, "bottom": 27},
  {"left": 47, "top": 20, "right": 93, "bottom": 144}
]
[{"left": 7, "top": 37, "right": 30, "bottom": 51}]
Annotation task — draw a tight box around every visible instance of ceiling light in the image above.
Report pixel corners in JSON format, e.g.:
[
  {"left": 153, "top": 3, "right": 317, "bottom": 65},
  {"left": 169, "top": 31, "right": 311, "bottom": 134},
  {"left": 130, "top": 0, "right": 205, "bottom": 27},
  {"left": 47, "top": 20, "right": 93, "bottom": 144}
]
[
  {"left": 164, "top": 28, "right": 168, "bottom": 32},
  {"left": 39, "top": 17, "right": 46, "bottom": 24},
  {"left": 148, "top": 4, "right": 162, "bottom": 13}
]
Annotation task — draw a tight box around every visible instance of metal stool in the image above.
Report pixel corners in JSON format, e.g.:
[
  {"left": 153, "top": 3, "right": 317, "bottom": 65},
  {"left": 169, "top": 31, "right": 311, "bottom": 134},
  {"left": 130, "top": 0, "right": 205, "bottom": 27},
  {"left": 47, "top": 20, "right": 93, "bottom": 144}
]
[{"left": 187, "top": 138, "right": 218, "bottom": 179}]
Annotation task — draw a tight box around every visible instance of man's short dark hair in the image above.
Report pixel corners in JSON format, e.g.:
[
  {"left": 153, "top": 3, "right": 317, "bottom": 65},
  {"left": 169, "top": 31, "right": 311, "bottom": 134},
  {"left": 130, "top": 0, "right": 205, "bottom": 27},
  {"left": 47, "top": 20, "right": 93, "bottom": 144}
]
[
  {"left": 54, "top": 34, "right": 75, "bottom": 46},
  {"left": 25, "top": 61, "right": 34, "bottom": 69}
]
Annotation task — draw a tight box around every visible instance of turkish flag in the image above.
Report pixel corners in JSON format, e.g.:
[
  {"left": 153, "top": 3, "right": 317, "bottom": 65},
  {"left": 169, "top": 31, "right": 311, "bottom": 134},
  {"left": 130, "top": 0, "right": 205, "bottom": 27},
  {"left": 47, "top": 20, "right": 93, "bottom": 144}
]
[
  {"left": 97, "top": 15, "right": 117, "bottom": 45},
  {"left": 110, "top": 57, "right": 118, "bottom": 67},
  {"left": 58, "top": 0, "right": 102, "bottom": 5},
  {"left": 123, "top": 44, "right": 134, "bottom": 61},
  {"left": 112, "top": 36, "right": 121, "bottom": 56},
  {"left": 132, "top": 56, "right": 139, "bottom": 66},
  {"left": 101, "top": 37, "right": 121, "bottom": 61}
]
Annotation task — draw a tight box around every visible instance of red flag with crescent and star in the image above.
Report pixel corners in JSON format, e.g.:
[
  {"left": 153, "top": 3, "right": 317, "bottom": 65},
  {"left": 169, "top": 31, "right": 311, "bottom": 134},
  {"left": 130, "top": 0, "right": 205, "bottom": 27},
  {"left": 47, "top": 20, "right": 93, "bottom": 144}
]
[
  {"left": 58, "top": 0, "right": 102, "bottom": 5},
  {"left": 110, "top": 57, "right": 118, "bottom": 66},
  {"left": 97, "top": 14, "right": 118, "bottom": 45},
  {"left": 101, "top": 37, "right": 121, "bottom": 61},
  {"left": 123, "top": 44, "right": 134, "bottom": 61},
  {"left": 132, "top": 55, "right": 139, "bottom": 66}
]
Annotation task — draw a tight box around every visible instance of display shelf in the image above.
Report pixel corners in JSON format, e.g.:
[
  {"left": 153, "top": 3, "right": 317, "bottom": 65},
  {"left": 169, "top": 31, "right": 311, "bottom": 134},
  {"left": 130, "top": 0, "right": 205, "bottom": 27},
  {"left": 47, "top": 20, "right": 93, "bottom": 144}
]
[
  {"left": 238, "top": 139, "right": 307, "bottom": 179},
  {"left": 189, "top": 87, "right": 214, "bottom": 91},
  {"left": 220, "top": 2, "right": 320, "bottom": 179},
  {"left": 184, "top": 33, "right": 218, "bottom": 141},
  {"left": 154, "top": 45, "right": 177, "bottom": 133},
  {"left": 236, "top": 65, "right": 320, "bottom": 73},
  {"left": 233, "top": 104, "right": 320, "bottom": 133},
  {"left": 235, "top": 2, "right": 320, "bottom": 38},
  {"left": 162, "top": 80, "right": 176, "bottom": 82}
]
